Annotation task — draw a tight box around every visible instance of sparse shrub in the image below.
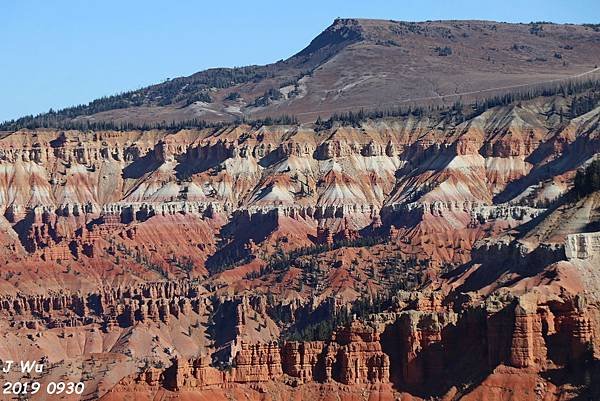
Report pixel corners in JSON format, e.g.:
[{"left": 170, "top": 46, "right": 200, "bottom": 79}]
[
  {"left": 583, "top": 23, "right": 600, "bottom": 32},
  {"left": 251, "top": 88, "right": 283, "bottom": 107},
  {"left": 435, "top": 46, "right": 452, "bottom": 56},
  {"left": 225, "top": 92, "right": 241, "bottom": 101},
  {"left": 529, "top": 23, "right": 545, "bottom": 36},
  {"left": 184, "top": 91, "right": 212, "bottom": 105}
]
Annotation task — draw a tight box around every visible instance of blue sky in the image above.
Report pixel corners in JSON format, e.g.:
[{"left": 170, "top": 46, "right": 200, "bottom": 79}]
[{"left": 1, "top": 0, "right": 599, "bottom": 122}]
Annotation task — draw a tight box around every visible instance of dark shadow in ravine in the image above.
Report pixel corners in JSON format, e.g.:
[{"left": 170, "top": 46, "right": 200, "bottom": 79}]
[
  {"left": 122, "top": 151, "right": 161, "bottom": 179},
  {"left": 380, "top": 306, "right": 499, "bottom": 398},
  {"left": 494, "top": 136, "right": 598, "bottom": 204},
  {"left": 204, "top": 209, "right": 279, "bottom": 274}
]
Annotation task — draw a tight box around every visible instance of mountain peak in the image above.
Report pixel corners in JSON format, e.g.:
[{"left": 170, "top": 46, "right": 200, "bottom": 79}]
[
  {"left": 294, "top": 18, "right": 364, "bottom": 58},
  {"left": 3, "top": 18, "right": 600, "bottom": 131}
]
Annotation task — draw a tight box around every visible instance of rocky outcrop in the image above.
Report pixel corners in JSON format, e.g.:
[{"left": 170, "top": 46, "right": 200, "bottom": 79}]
[
  {"left": 392, "top": 310, "right": 457, "bottom": 388},
  {"left": 127, "top": 320, "right": 389, "bottom": 391},
  {"left": 162, "top": 356, "right": 225, "bottom": 390},
  {"left": 161, "top": 342, "right": 284, "bottom": 390},
  {"left": 565, "top": 232, "right": 600, "bottom": 260},
  {"left": 108, "top": 290, "right": 599, "bottom": 398},
  {"left": 332, "top": 321, "right": 390, "bottom": 384},
  {"left": 548, "top": 295, "right": 595, "bottom": 363},
  {"left": 380, "top": 293, "right": 596, "bottom": 395},
  {"left": 0, "top": 281, "right": 209, "bottom": 329},
  {"left": 230, "top": 341, "right": 283, "bottom": 383},
  {"left": 508, "top": 300, "right": 547, "bottom": 368},
  {"left": 281, "top": 341, "right": 325, "bottom": 384}
]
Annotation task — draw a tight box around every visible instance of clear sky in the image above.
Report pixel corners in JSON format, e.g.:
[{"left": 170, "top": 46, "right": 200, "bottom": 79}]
[{"left": 1, "top": 0, "right": 599, "bottom": 122}]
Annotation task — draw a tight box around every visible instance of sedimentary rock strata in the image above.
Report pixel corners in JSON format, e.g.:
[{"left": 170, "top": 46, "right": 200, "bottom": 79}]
[{"left": 0, "top": 92, "right": 598, "bottom": 400}]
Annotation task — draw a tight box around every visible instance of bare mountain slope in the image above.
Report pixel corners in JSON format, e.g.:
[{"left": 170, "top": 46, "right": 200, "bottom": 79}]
[{"left": 4, "top": 18, "right": 600, "bottom": 129}]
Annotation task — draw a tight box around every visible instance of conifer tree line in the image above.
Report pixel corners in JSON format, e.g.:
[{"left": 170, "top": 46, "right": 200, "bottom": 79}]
[
  {"left": 320, "top": 78, "right": 600, "bottom": 128},
  {"left": 0, "top": 115, "right": 300, "bottom": 132},
  {"left": 0, "top": 66, "right": 276, "bottom": 131},
  {"left": 1, "top": 77, "right": 599, "bottom": 132}
]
